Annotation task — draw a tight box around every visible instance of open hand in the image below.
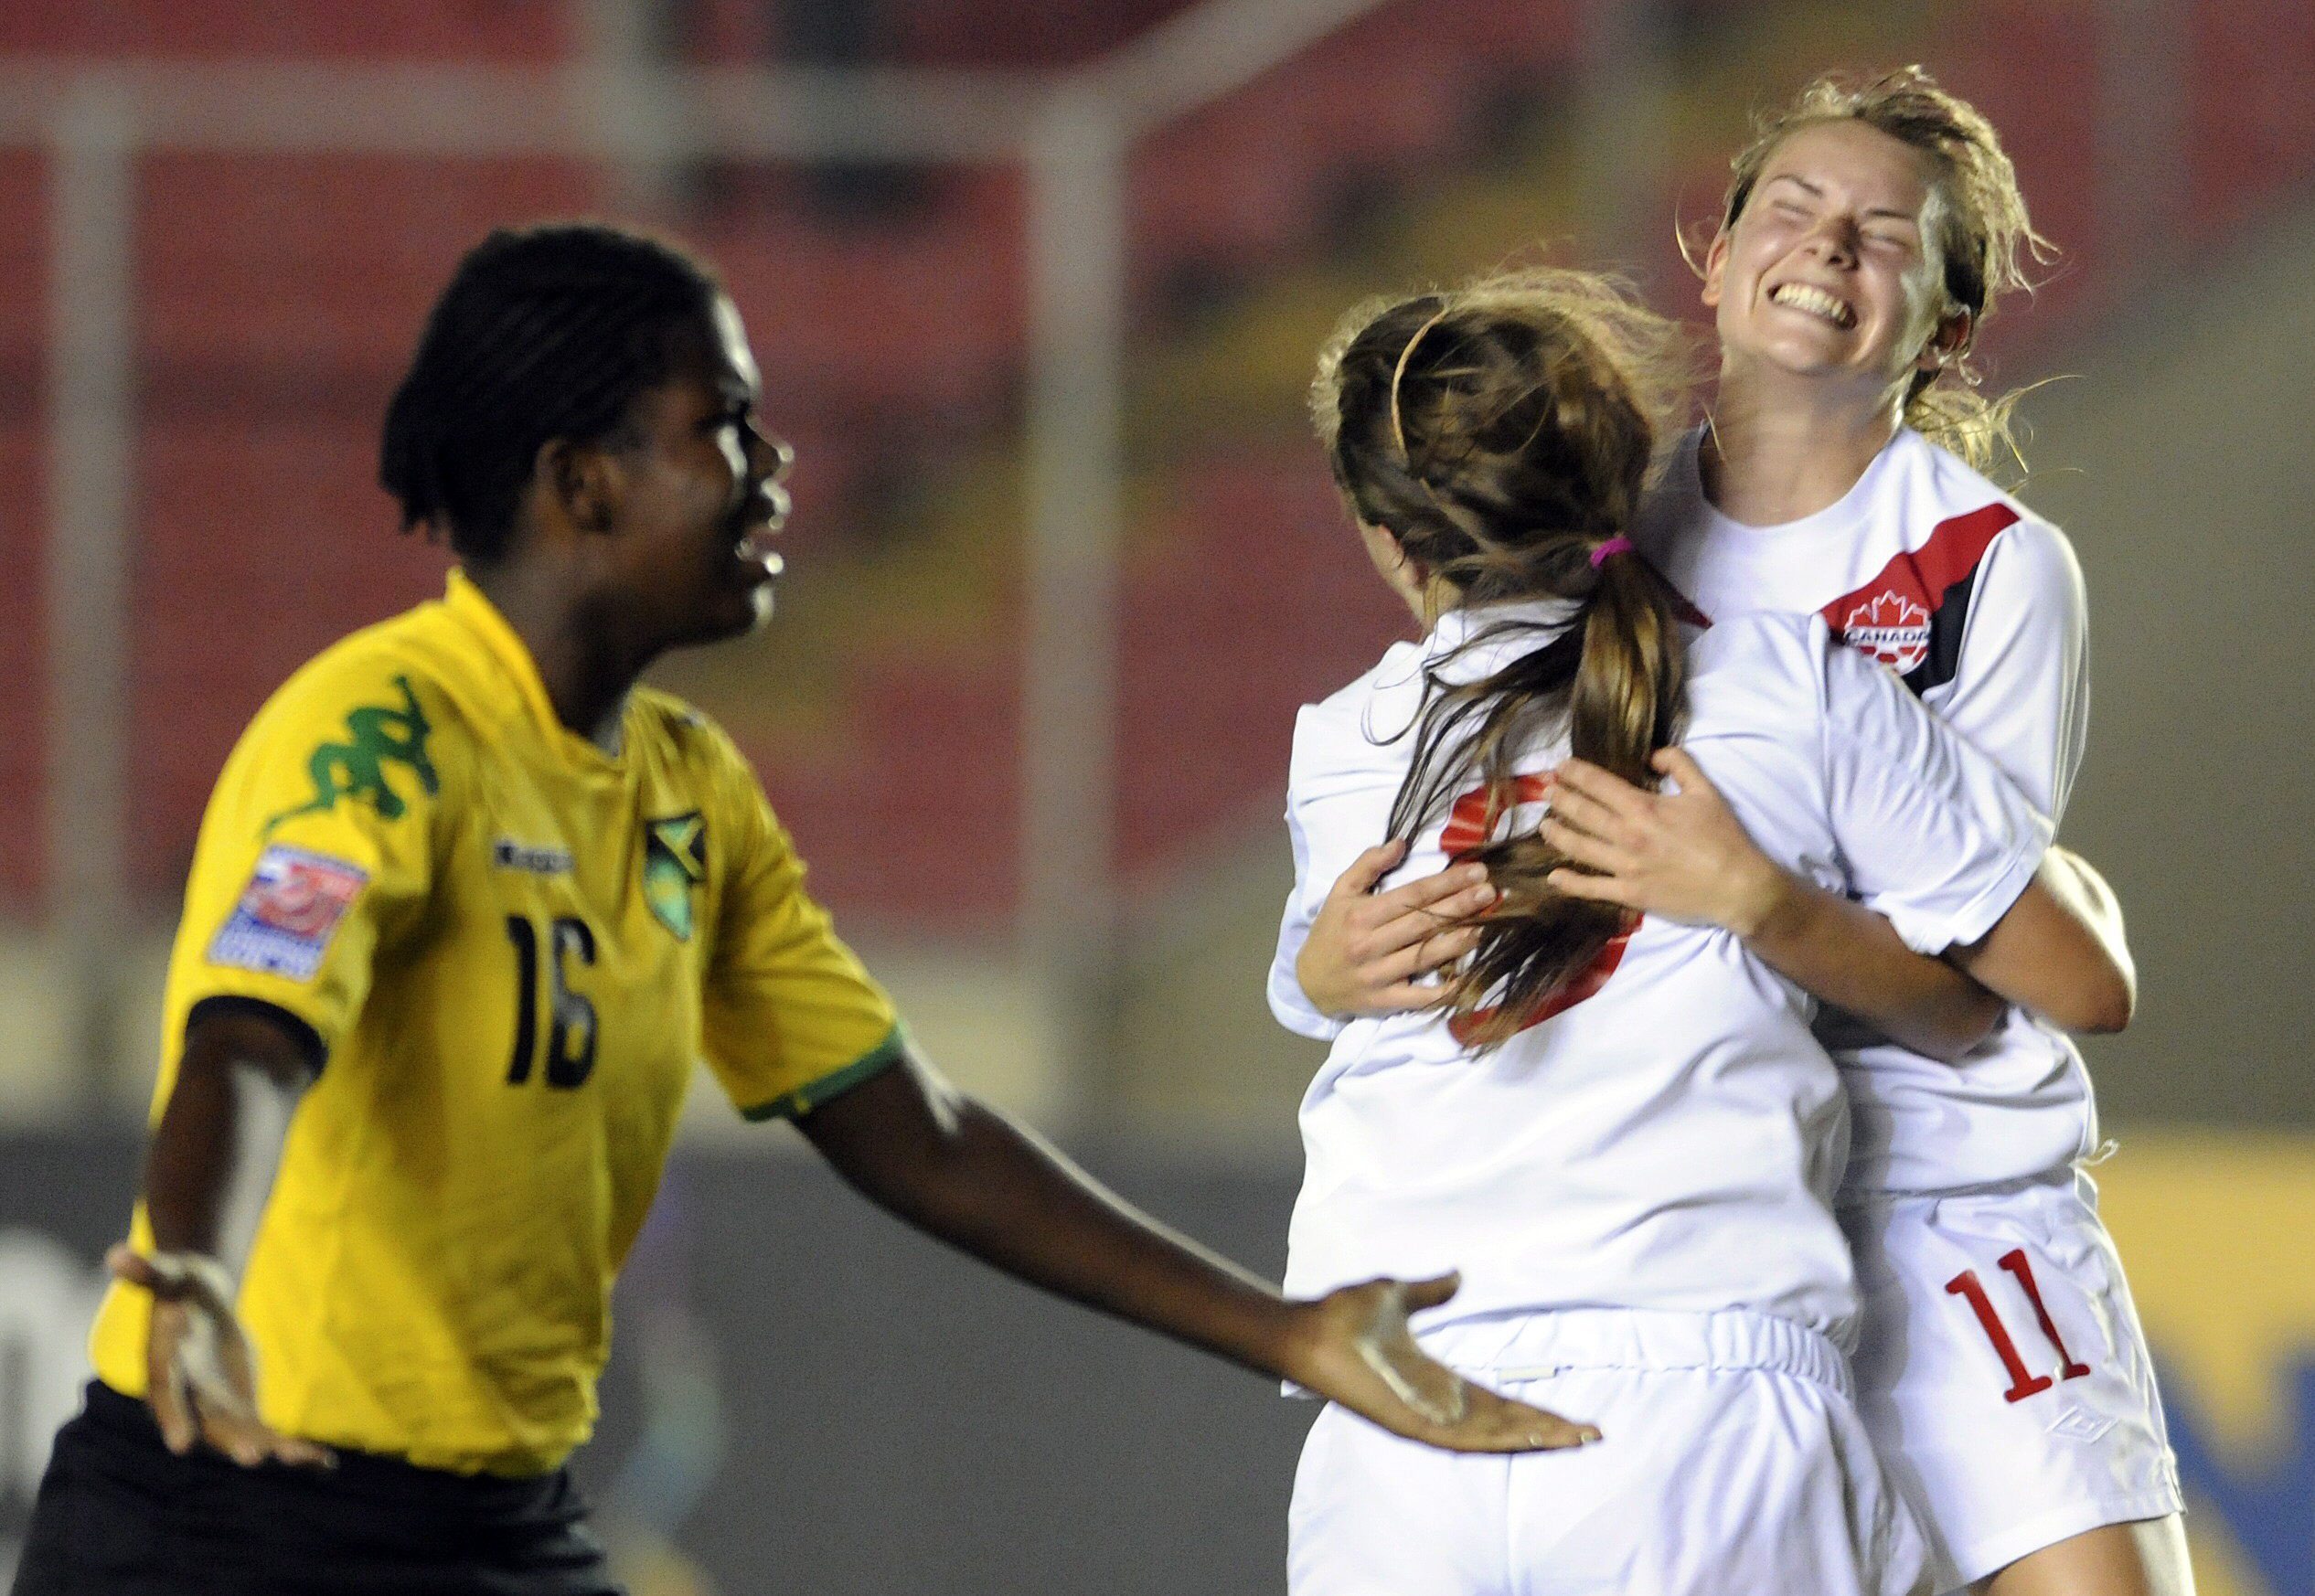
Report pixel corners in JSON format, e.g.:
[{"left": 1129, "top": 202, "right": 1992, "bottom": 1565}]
[
  {"left": 1541, "top": 749, "right": 1790, "bottom": 935},
  {"left": 1296, "top": 841, "right": 1499, "bottom": 1017},
  {"left": 109, "top": 1245, "right": 333, "bottom": 1470},
  {"left": 1285, "top": 1271, "right": 1600, "bottom": 1453}
]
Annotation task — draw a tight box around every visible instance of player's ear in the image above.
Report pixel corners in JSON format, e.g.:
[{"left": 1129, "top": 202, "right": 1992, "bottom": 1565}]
[
  {"left": 1359, "top": 520, "right": 1414, "bottom": 576},
  {"left": 1699, "top": 229, "right": 1732, "bottom": 312},
  {"left": 536, "top": 437, "right": 623, "bottom": 537},
  {"left": 1359, "top": 520, "right": 1434, "bottom": 618},
  {"left": 1915, "top": 306, "right": 1973, "bottom": 374}
]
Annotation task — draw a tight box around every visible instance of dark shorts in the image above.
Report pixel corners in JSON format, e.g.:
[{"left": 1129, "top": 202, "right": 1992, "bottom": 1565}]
[{"left": 11, "top": 1382, "right": 624, "bottom": 1596}]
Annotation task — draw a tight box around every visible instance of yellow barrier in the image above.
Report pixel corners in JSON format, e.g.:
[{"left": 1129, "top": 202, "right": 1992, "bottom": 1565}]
[{"left": 2094, "top": 1130, "right": 2315, "bottom": 1596}]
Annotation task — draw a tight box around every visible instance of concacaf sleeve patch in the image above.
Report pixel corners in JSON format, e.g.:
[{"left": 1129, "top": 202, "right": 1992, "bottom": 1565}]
[{"left": 206, "top": 846, "right": 370, "bottom": 981}]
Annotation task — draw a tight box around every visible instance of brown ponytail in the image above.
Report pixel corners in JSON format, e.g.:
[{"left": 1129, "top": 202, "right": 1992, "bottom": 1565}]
[{"left": 1314, "top": 269, "right": 1695, "bottom": 1046}]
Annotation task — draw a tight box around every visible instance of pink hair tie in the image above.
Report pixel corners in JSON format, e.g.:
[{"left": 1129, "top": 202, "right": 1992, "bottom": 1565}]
[{"left": 1589, "top": 536, "right": 1635, "bottom": 569}]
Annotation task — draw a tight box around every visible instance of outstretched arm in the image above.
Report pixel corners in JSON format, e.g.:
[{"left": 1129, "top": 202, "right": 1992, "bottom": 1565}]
[
  {"left": 118, "top": 1003, "right": 334, "bottom": 1468},
  {"left": 795, "top": 1047, "right": 1598, "bottom": 1453}
]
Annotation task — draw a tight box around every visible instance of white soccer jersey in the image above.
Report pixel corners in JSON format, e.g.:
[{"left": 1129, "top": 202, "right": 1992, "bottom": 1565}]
[
  {"left": 1269, "top": 601, "right": 2047, "bottom": 1345},
  {"left": 1632, "top": 427, "right": 2096, "bottom": 1197}
]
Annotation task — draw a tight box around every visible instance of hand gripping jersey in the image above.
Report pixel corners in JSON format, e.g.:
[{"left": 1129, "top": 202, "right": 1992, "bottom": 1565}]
[
  {"left": 1633, "top": 427, "right": 2096, "bottom": 1198},
  {"left": 89, "top": 571, "right": 901, "bottom": 1474},
  {"left": 1268, "top": 601, "right": 2047, "bottom": 1346}
]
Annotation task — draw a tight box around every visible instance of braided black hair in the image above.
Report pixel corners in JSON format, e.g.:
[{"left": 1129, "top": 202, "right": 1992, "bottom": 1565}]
[{"left": 380, "top": 221, "right": 724, "bottom": 562}]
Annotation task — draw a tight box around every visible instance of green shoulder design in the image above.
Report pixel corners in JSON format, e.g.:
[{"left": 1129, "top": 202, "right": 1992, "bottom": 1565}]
[{"left": 263, "top": 673, "right": 442, "bottom": 835}]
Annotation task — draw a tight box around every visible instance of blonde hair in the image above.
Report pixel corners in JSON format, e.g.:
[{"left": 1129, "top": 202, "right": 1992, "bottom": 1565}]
[
  {"left": 1315, "top": 268, "right": 1700, "bottom": 1046},
  {"left": 1696, "top": 66, "right": 2056, "bottom": 473}
]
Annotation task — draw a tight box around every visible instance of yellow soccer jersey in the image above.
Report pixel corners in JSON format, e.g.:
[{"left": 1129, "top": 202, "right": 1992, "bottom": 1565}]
[{"left": 89, "top": 570, "right": 901, "bottom": 1474}]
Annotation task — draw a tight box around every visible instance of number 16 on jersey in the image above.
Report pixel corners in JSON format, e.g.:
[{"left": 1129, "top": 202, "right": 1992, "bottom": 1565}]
[{"left": 506, "top": 913, "right": 599, "bottom": 1088}]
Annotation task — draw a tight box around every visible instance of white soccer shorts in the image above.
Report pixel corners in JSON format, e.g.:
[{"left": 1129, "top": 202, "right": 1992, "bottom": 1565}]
[
  {"left": 1843, "top": 1172, "right": 2184, "bottom": 1592},
  {"left": 1287, "top": 1307, "right": 1930, "bottom": 1596}
]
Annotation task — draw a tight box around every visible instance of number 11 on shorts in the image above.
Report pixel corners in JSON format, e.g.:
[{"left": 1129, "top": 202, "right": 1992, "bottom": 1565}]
[{"left": 1945, "top": 1250, "right": 2093, "bottom": 1403}]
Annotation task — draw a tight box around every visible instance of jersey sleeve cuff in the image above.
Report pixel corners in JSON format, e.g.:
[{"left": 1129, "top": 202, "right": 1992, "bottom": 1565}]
[
  {"left": 1267, "top": 961, "right": 1347, "bottom": 1041},
  {"left": 183, "top": 994, "right": 329, "bottom": 1075},
  {"left": 1268, "top": 986, "right": 1346, "bottom": 1042},
  {"left": 739, "top": 1024, "right": 908, "bottom": 1122},
  {"left": 1888, "top": 839, "right": 2045, "bottom": 957}
]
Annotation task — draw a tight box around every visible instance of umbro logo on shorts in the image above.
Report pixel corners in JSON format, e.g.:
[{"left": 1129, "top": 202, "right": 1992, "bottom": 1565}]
[{"left": 2043, "top": 1407, "right": 2116, "bottom": 1443}]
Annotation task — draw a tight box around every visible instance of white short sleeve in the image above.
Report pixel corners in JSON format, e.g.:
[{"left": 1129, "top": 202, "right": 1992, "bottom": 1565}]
[
  {"left": 1928, "top": 517, "right": 2089, "bottom": 823},
  {"left": 1819, "top": 633, "right": 2052, "bottom": 953},
  {"left": 1269, "top": 755, "right": 1346, "bottom": 1041},
  {"left": 1267, "top": 693, "right": 1411, "bottom": 1042}
]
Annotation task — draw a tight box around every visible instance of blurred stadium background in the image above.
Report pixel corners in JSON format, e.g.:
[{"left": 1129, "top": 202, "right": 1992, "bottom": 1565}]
[{"left": 0, "top": 0, "right": 2308, "bottom": 1591}]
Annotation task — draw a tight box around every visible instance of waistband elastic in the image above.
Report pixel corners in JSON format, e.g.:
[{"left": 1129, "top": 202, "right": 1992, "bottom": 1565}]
[
  {"left": 1836, "top": 1165, "right": 2090, "bottom": 1216},
  {"left": 80, "top": 1380, "right": 570, "bottom": 1506},
  {"left": 1420, "top": 1308, "right": 1852, "bottom": 1400}
]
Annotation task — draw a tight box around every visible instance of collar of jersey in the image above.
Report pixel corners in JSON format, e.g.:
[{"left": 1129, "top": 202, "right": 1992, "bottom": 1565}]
[
  {"left": 1423, "top": 597, "right": 1579, "bottom": 662},
  {"left": 1680, "top": 422, "right": 1913, "bottom": 548},
  {"left": 442, "top": 569, "right": 631, "bottom": 776}
]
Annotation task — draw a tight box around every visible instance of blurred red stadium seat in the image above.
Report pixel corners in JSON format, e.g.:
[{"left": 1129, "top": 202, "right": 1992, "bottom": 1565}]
[
  {"left": 0, "top": 0, "right": 572, "bottom": 62},
  {"left": 3, "top": 0, "right": 2306, "bottom": 928}
]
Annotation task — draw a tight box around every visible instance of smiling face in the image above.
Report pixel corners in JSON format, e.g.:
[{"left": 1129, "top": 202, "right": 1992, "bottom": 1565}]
[
  {"left": 600, "top": 293, "right": 794, "bottom": 649},
  {"left": 1702, "top": 118, "right": 1962, "bottom": 405}
]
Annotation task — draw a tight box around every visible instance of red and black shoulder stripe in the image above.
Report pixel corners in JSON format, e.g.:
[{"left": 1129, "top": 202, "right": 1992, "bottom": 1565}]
[{"left": 1819, "top": 504, "right": 2018, "bottom": 696}]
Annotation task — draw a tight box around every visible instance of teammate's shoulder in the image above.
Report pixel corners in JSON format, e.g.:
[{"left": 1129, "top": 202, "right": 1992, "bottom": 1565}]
[
  {"left": 1897, "top": 429, "right": 2064, "bottom": 537},
  {"left": 1631, "top": 423, "right": 1707, "bottom": 553},
  {"left": 1979, "top": 506, "right": 2083, "bottom": 585},
  {"left": 1296, "top": 640, "right": 1425, "bottom": 758},
  {"left": 1296, "top": 638, "right": 1416, "bottom": 730},
  {"left": 1680, "top": 612, "right": 1848, "bottom": 751},
  {"left": 1686, "top": 609, "right": 1830, "bottom": 675}
]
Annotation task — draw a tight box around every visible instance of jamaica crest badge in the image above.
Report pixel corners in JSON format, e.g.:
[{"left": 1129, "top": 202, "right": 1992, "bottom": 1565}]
[{"left": 643, "top": 814, "right": 708, "bottom": 940}]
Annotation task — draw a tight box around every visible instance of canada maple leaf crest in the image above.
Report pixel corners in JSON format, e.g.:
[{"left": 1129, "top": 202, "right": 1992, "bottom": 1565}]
[{"left": 1839, "top": 591, "right": 1932, "bottom": 673}]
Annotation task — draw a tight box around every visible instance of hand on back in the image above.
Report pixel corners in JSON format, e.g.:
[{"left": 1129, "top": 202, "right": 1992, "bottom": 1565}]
[
  {"left": 1296, "top": 842, "right": 1499, "bottom": 1018},
  {"left": 1296, "top": 745, "right": 1789, "bottom": 1022},
  {"left": 1542, "top": 749, "right": 1790, "bottom": 934}
]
